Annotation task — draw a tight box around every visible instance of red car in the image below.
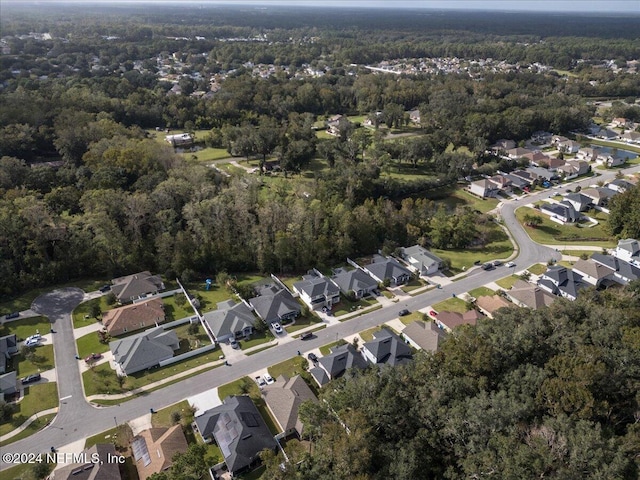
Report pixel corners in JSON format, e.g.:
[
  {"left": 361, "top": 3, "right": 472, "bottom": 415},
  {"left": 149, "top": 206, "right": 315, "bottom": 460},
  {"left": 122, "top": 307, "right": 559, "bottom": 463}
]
[
  {"left": 429, "top": 310, "right": 438, "bottom": 317},
  {"left": 85, "top": 353, "right": 103, "bottom": 363}
]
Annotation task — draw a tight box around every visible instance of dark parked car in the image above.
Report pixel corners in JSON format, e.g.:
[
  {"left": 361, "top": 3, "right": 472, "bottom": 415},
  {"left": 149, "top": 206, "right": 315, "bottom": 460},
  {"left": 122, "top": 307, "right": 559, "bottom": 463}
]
[
  {"left": 21, "top": 373, "right": 41, "bottom": 384},
  {"left": 307, "top": 352, "right": 318, "bottom": 363},
  {"left": 229, "top": 338, "right": 240, "bottom": 349},
  {"left": 399, "top": 309, "right": 410, "bottom": 317},
  {"left": 5, "top": 312, "right": 20, "bottom": 320},
  {"left": 473, "top": 260, "right": 482, "bottom": 266},
  {"left": 481, "top": 263, "right": 494, "bottom": 271},
  {"left": 300, "top": 332, "right": 314, "bottom": 340},
  {"left": 85, "top": 353, "right": 103, "bottom": 363},
  {"left": 99, "top": 285, "right": 111, "bottom": 293}
]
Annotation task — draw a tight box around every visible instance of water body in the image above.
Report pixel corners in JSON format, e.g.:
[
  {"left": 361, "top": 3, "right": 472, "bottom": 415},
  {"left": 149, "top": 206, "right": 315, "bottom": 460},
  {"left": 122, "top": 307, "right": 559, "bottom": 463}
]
[{"left": 590, "top": 145, "right": 638, "bottom": 160}]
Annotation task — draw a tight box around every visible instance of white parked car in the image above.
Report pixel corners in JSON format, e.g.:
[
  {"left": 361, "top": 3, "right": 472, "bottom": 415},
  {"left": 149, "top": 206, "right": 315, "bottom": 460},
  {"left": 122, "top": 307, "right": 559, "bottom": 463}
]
[
  {"left": 263, "top": 373, "right": 275, "bottom": 385},
  {"left": 24, "top": 338, "right": 39, "bottom": 347},
  {"left": 505, "top": 261, "right": 516, "bottom": 268},
  {"left": 272, "top": 322, "right": 283, "bottom": 334}
]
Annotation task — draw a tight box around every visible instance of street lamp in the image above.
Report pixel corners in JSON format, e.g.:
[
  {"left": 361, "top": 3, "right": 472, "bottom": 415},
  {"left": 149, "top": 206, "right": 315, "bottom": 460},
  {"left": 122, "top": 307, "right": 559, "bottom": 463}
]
[{"left": 113, "top": 416, "right": 118, "bottom": 428}]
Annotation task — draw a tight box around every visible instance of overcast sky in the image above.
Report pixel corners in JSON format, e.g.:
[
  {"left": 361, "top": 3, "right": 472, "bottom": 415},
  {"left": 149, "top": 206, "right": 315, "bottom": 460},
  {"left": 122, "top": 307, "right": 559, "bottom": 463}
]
[{"left": 3, "top": 0, "right": 639, "bottom": 13}]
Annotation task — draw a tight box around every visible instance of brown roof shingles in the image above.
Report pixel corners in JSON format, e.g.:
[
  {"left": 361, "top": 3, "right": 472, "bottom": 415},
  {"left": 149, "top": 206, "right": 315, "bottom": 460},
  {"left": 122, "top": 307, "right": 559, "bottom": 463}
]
[
  {"left": 102, "top": 298, "right": 165, "bottom": 336},
  {"left": 134, "top": 425, "right": 188, "bottom": 480}
]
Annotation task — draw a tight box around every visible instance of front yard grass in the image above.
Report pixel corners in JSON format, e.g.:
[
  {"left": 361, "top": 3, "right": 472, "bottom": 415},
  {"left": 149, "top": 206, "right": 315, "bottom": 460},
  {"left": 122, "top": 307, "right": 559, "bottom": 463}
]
[
  {"left": 0, "top": 413, "right": 56, "bottom": 446},
  {"left": 432, "top": 297, "right": 469, "bottom": 314},
  {"left": 397, "top": 311, "right": 425, "bottom": 325},
  {"left": 358, "top": 325, "right": 400, "bottom": 342},
  {"left": 152, "top": 400, "right": 195, "bottom": 428},
  {"left": 240, "top": 330, "right": 275, "bottom": 351},
  {"left": 319, "top": 340, "right": 346, "bottom": 356},
  {"left": 467, "top": 286, "right": 496, "bottom": 298},
  {"left": 12, "top": 344, "right": 55, "bottom": 377},
  {"left": 332, "top": 296, "right": 377, "bottom": 316},
  {"left": 76, "top": 332, "right": 110, "bottom": 359},
  {"left": 72, "top": 296, "right": 112, "bottom": 329},
  {"left": 527, "top": 263, "right": 549, "bottom": 275},
  {"left": 400, "top": 279, "right": 426, "bottom": 293},
  {"left": 495, "top": 275, "right": 521, "bottom": 290},
  {"left": 515, "top": 206, "right": 615, "bottom": 247},
  {"left": 189, "top": 147, "right": 231, "bottom": 162},
  {"left": 268, "top": 356, "right": 309, "bottom": 381},
  {"left": 0, "top": 316, "right": 50, "bottom": 340},
  {"left": 0, "top": 383, "right": 58, "bottom": 437},
  {"left": 286, "top": 314, "right": 322, "bottom": 333}
]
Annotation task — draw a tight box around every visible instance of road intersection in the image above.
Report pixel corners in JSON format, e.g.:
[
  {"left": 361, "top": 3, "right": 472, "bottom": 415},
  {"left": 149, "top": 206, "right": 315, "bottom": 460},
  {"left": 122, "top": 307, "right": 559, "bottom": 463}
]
[{"left": 1, "top": 163, "right": 638, "bottom": 470}]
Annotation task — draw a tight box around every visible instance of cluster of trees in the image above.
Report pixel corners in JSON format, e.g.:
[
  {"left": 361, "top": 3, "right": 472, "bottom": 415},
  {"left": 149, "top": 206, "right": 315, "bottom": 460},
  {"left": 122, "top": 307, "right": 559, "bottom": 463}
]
[{"left": 261, "top": 284, "right": 640, "bottom": 479}]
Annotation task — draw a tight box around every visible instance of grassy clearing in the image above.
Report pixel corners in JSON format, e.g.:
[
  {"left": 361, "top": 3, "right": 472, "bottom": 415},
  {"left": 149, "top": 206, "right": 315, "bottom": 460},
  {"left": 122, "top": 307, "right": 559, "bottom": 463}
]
[
  {"left": 72, "top": 296, "right": 112, "bottom": 329},
  {"left": 76, "top": 331, "right": 110, "bottom": 359},
  {"left": 0, "top": 316, "right": 50, "bottom": 340},
  {"left": 240, "top": 330, "right": 275, "bottom": 350},
  {"left": 319, "top": 340, "right": 346, "bottom": 356},
  {"left": 0, "top": 383, "right": 58, "bottom": 437},
  {"left": 163, "top": 295, "right": 196, "bottom": 321},
  {"left": 286, "top": 314, "right": 322, "bottom": 333},
  {"left": 495, "top": 275, "right": 522, "bottom": 290},
  {"left": 84, "top": 423, "right": 133, "bottom": 450},
  {"left": 82, "top": 347, "right": 221, "bottom": 396},
  {"left": 13, "top": 344, "right": 55, "bottom": 377},
  {"left": 189, "top": 147, "right": 230, "bottom": 162},
  {"left": 560, "top": 249, "right": 599, "bottom": 258},
  {"left": 445, "top": 188, "right": 500, "bottom": 214},
  {"left": 434, "top": 242, "right": 512, "bottom": 275},
  {"left": 185, "top": 283, "right": 234, "bottom": 312},
  {"left": 332, "top": 296, "right": 377, "bottom": 316},
  {"left": 467, "top": 286, "right": 496, "bottom": 298},
  {"left": 0, "top": 413, "right": 56, "bottom": 447},
  {"left": 515, "top": 207, "right": 615, "bottom": 247},
  {"left": 527, "top": 264, "right": 548, "bottom": 275},
  {"left": 586, "top": 138, "right": 640, "bottom": 155},
  {"left": 432, "top": 297, "right": 469, "bottom": 314}
]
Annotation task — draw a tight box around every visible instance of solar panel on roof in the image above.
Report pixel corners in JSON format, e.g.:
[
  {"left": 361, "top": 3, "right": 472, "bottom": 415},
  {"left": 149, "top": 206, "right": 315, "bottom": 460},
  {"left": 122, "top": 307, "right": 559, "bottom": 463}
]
[
  {"left": 132, "top": 437, "right": 151, "bottom": 467},
  {"left": 241, "top": 412, "right": 259, "bottom": 427}
]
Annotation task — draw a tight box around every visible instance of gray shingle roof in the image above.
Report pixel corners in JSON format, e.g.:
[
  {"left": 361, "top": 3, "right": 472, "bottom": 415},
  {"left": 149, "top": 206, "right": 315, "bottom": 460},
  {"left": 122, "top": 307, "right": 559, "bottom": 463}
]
[
  {"left": 195, "top": 396, "right": 277, "bottom": 474},
  {"left": 293, "top": 274, "right": 339, "bottom": 299},
  {"left": 52, "top": 444, "right": 122, "bottom": 480},
  {"left": 402, "top": 321, "right": 446, "bottom": 352},
  {"left": 318, "top": 343, "right": 368, "bottom": 379},
  {"left": 330, "top": 268, "right": 378, "bottom": 295},
  {"left": 540, "top": 266, "right": 587, "bottom": 299},
  {"left": 400, "top": 245, "right": 444, "bottom": 274},
  {"left": 110, "top": 271, "right": 164, "bottom": 301},
  {"left": 365, "top": 255, "right": 412, "bottom": 284},
  {"left": 362, "top": 328, "right": 413, "bottom": 366},
  {"left": 110, "top": 327, "right": 178, "bottom": 375},
  {"left": 263, "top": 375, "right": 317, "bottom": 435},
  {"left": 202, "top": 301, "right": 256, "bottom": 340},
  {"left": 249, "top": 288, "right": 300, "bottom": 324}
]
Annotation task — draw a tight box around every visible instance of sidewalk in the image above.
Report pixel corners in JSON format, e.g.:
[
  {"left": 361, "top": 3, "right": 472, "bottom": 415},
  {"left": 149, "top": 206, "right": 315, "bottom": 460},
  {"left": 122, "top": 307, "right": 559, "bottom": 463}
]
[{"left": 0, "top": 407, "right": 58, "bottom": 442}]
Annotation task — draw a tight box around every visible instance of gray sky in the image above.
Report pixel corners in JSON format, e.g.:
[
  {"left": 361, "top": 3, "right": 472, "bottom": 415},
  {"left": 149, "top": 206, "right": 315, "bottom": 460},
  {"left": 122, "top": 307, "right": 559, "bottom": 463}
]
[{"left": 3, "top": 0, "right": 639, "bottom": 13}]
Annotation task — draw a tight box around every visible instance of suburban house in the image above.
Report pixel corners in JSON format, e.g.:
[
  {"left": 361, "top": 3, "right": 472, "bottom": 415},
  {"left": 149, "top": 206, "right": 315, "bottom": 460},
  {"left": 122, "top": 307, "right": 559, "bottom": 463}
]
[
  {"left": 194, "top": 395, "right": 277, "bottom": 475},
  {"left": 0, "top": 372, "right": 17, "bottom": 399},
  {"left": 614, "top": 238, "right": 640, "bottom": 265},
  {"left": 539, "top": 156, "right": 566, "bottom": 171},
  {"left": 504, "top": 173, "right": 529, "bottom": 189},
  {"left": 620, "top": 131, "right": 640, "bottom": 144},
  {"left": 50, "top": 444, "right": 122, "bottom": 480},
  {"left": 330, "top": 268, "right": 378, "bottom": 299},
  {"left": 0, "top": 334, "right": 18, "bottom": 374},
  {"left": 262, "top": 374, "right": 318, "bottom": 438},
  {"left": 309, "top": 343, "right": 368, "bottom": 387},
  {"left": 488, "top": 174, "right": 513, "bottom": 190},
  {"left": 526, "top": 166, "right": 556, "bottom": 182},
  {"left": 607, "top": 179, "right": 635, "bottom": 193},
  {"left": 401, "top": 321, "right": 446, "bottom": 352},
  {"left": 326, "top": 115, "right": 352, "bottom": 136},
  {"left": 110, "top": 327, "right": 179, "bottom": 376},
  {"left": 591, "top": 254, "right": 640, "bottom": 285},
  {"left": 435, "top": 310, "right": 484, "bottom": 332},
  {"left": 581, "top": 187, "right": 617, "bottom": 208},
  {"left": 531, "top": 131, "right": 552, "bottom": 144},
  {"left": 408, "top": 109, "right": 421, "bottom": 124},
  {"left": 506, "top": 147, "right": 532, "bottom": 159},
  {"left": 596, "top": 153, "right": 626, "bottom": 168},
  {"left": 563, "top": 193, "right": 593, "bottom": 212},
  {"left": 510, "top": 170, "right": 537, "bottom": 186},
  {"left": 523, "top": 151, "right": 550, "bottom": 165},
  {"left": 537, "top": 266, "right": 587, "bottom": 301},
  {"left": 557, "top": 139, "right": 580, "bottom": 154},
  {"left": 110, "top": 271, "right": 165, "bottom": 303},
  {"left": 571, "top": 259, "right": 616, "bottom": 287},
  {"left": 363, "top": 255, "right": 412, "bottom": 286},
  {"left": 540, "top": 201, "right": 579, "bottom": 224},
  {"left": 505, "top": 280, "right": 556, "bottom": 310},
  {"left": 399, "top": 245, "right": 445, "bottom": 276},
  {"left": 557, "top": 161, "right": 590, "bottom": 180},
  {"left": 490, "top": 139, "right": 516, "bottom": 154},
  {"left": 576, "top": 147, "right": 602, "bottom": 162},
  {"left": 164, "top": 133, "right": 194, "bottom": 147},
  {"left": 249, "top": 285, "right": 301, "bottom": 325},
  {"left": 468, "top": 179, "right": 500, "bottom": 198},
  {"left": 611, "top": 117, "right": 630, "bottom": 128},
  {"left": 132, "top": 425, "right": 188, "bottom": 480},
  {"left": 101, "top": 298, "right": 166, "bottom": 337},
  {"left": 551, "top": 135, "right": 569, "bottom": 146},
  {"left": 201, "top": 300, "right": 257, "bottom": 343},
  {"left": 292, "top": 270, "right": 340, "bottom": 311},
  {"left": 475, "top": 295, "right": 512, "bottom": 318},
  {"left": 361, "top": 328, "right": 413, "bottom": 367}
]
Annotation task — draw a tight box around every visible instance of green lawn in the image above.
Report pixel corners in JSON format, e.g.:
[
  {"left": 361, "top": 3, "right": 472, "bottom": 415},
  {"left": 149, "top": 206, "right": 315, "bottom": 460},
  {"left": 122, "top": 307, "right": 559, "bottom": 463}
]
[
  {"left": 171, "top": 323, "right": 211, "bottom": 349},
  {"left": 184, "top": 283, "right": 233, "bottom": 312},
  {"left": 268, "top": 356, "right": 309, "bottom": 380},
  {"left": 188, "top": 147, "right": 230, "bottom": 162},
  {"left": 446, "top": 188, "right": 500, "bottom": 214},
  {"left": 515, "top": 207, "right": 615, "bottom": 247},
  {"left": 84, "top": 423, "right": 133, "bottom": 451},
  {"left": 152, "top": 400, "right": 194, "bottom": 428},
  {"left": 72, "top": 296, "right": 113, "bottom": 329},
  {"left": 163, "top": 295, "right": 196, "bottom": 321},
  {"left": 82, "top": 347, "right": 221, "bottom": 396},
  {"left": 398, "top": 311, "right": 425, "bottom": 325},
  {"left": 0, "top": 454, "right": 56, "bottom": 480},
  {"left": 586, "top": 138, "right": 640, "bottom": 154},
  {"left": 319, "top": 340, "right": 347, "bottom": 356},
  {"left": 76, "top": 331, "right": 110, "bottom": 359},
  {"left": 0, "top": 316, "right": 50, "bottom": 340},
  {"left": 400, "top": 279, "right": 426, "bottom": 293},
  {"left": 358, "top": 325, "right": 399, "bottom": 342},
  {"left": 527, "top": 264, "right": 548, "bottom": 275},
  {"left": 0, "top": 413, "right": 56, "bottom": 447},
  {"left": 286, "top": 314, "right": 323, "bottom": 333},
  {"left": 467, "top": 286, "right": 496, "bottom": 298},
  {"left": 432, "top": 297, "right": 469, "bottom": 314},
  {"left": 12, "top": 344, "right": 55, "bottom": 377},
  {"left": 332, "top": 296, "right": 377, "bottom": 316},
  {"left": 0, "top": 383, "right": 58, "bottom": 437},
  {"left": 495, "top": 275, "right": 521, "bottom": 290},
  {"left": 240, "top": 330, "right": 275, "bottom": 351},
  {"left": 434, "top": 242, "right": 512, "bottom": 274}
]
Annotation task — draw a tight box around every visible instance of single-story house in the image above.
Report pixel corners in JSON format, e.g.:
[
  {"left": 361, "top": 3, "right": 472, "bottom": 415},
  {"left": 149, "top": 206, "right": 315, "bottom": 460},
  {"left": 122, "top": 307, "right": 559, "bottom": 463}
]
[
  {"left": 249, "top": 285, "right": 301, "bottom": 325},
  {"left": 435, "top": 310, "right": 484, "bottom": 333},
  {"left": 362, "top": 255, "right": 412, "bottom": 286},
  {"left": 526, "top": 166, "right": 555, "bottom": 182},
  {"left": 408, "top": 109, "right": 421, "bottom": 124},
  {"left": 540, "top": 201, "right": 579, "bottom": 223},
  {"left": 490, "top": 139, "right": 516, "bottom": 153},
  {"left": 563, "top": 193, "right": 593, "bottom": 212},
  {"left": 523, "top": 151, "right": 550, "bottom": 165},
  {"left": 505, "top": 280, "right": 556, "bottom": 310},
  {"left": 201, "top": 300, "right": 257, "bottom": 343},
  {"left": 468, "top": 179, "right": 500, "bottom": 198},
  {"left": 488, "top": 174, "right": 513, "bottom": 190},
  {"left": 475, "top": 295, "right": 512, "bottom": 318},
  {"left": 0, "top": 334, "right": 18, "bottom": 374},
  {"left": 539, "top": 156, "right": 566, "bottom": 171},
  {"left": 400, "top": 245, "right": 445, "bottom": 276},
  {"left": 110, "top": 327, "right": 179, "bottom": 376},
  {"left": 620, "top": 131, "right": 640, "bottom": 144},
  {"left": 330, "top": 268, "right": 378, "bottom": 299},
  {"left": 361, "top": 328, "right": 413, "bottom": 367},
  {"left": 263, "top": 375, "right": 317, "bottom": 438},
  {"left": 504, "top": 174, "right": 529, "bottom": 189},
  {"left": 506, "top": 147, "right": 532, "bottom": 159},
  {"left": 401, "top": 321, "right": 446, "bottom": 352},
  {"left": 165, "top": 133, "right": 194, "bottom": 147},
  {"left": 292, "top": 270, "right": 340, "bottom": 311},
  {"left": 614, "top": 238, "right": 640, "bottom": 265},
  {"left": 110, "top": 271, "right": 165, "bottom": 303},
  {"left": 0, "top": 371, "right": 17, "bottom": 399},
  {"left": 101, "top": 298, "right": 166, "bottom": 337},
  {"left": 607, "top": 179, "right": 635, "bottom": 193},
  {"left": 50, "top": 444, "right": 122, "bottom": 480},
  {"left": 132, "top": 425, "right": 188, "bottom": 480},
  {"left": 195, "top": 395, "right": 277, "bottom": 475},
  {"left": 571, "top": 259, "right": 616, "bottom": 287},
  {"left": 581, "top": 187, "right": 617, "bottom": 207},
  {"left": 596, "top": 128, "right": 618, "bottom": 140},
  {"left": 309, "top": 343, "right": 368, "bottom": 387},
  {"left": 537, "top": 266, "right": 587, "bottom": 301},
  {"left": 557, "top": 139, "right": 580, "bottom": 154}
]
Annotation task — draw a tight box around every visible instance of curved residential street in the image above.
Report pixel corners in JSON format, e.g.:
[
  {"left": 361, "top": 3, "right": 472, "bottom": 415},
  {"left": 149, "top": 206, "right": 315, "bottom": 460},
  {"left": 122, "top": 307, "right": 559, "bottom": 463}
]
[{"left": 1, "top": 163, "right": 638, "bottom": 470}]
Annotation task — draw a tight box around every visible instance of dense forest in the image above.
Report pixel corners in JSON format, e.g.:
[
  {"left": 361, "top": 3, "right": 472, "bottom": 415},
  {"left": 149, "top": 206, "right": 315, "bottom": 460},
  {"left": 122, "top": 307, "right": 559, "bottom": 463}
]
[
  {"left": 259, "top": 284, "right": 640, "bottom": 479},
  {"left": 0, "top": 5, "right": 639, "bottom": 298}
]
